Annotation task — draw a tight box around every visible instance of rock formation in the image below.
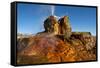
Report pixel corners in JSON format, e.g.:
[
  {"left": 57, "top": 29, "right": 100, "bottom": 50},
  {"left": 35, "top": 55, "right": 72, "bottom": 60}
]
[
  {"left": 43, "top": 16, "right": 72, "bottom": 37},
  {"left": 59, "top": 16, "right": 72, "bottom": 37},
  {"left": 17, "top": 15, "right": 97, "bottom": 65},
  {"left": 44, "top": 16, "right": 59, "bottom": 34}
]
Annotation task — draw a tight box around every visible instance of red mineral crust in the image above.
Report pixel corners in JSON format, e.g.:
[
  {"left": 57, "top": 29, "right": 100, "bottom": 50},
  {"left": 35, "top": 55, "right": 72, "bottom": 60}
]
[{"left": 17, "top": 16, "right": 96, "bottom": 64}]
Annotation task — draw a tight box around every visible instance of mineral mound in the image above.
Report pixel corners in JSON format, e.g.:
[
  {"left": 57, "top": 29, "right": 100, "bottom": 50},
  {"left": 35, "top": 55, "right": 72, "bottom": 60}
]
[{"left": 17, "top": 16, "right": 96, "bottom": 64}]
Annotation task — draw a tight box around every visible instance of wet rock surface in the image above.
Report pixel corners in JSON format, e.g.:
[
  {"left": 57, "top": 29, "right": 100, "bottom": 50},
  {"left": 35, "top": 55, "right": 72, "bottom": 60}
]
[{"left": 17, "top": 33, "right": 96, "bottom": 64}]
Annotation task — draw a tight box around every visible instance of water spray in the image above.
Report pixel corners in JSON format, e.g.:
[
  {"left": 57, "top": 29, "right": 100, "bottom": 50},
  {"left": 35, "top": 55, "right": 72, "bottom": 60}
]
[{"left": 51, "top": 6, "right": 55, "bottom": 15}]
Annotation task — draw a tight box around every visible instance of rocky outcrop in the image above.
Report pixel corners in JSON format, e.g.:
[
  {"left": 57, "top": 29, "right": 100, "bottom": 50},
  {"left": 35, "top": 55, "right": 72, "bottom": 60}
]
[
  {"left": 59, "top": 16, "right": 72, "bottom": 38},
  {"left": 44, "top": 16, "right": 59, "bottom": 34},
  {"left": 17, "top": 15, "right": 96, "bottom": 65},
  {"left": 43, "top": 16, "right": 72, "bottom": 37}
]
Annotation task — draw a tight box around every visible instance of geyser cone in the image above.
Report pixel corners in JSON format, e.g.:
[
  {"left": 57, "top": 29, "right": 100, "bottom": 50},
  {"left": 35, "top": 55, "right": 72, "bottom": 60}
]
[
  {"left": 44, "top": 16, "right": 59, "bottom": 34},
  {"left": 59, "top": 16, "right": 72, "bottom": 38}
]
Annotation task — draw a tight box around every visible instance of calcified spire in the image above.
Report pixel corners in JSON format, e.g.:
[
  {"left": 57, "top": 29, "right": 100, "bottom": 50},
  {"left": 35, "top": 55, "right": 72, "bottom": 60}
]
[{"left": 51, "top": 6, "right": 55, "bottom": 15}]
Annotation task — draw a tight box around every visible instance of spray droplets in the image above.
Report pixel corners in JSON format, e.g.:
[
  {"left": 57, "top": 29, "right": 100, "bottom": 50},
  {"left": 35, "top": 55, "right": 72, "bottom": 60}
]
[{"left": 51, "top": 6, "right": 55, "bottom": 15}]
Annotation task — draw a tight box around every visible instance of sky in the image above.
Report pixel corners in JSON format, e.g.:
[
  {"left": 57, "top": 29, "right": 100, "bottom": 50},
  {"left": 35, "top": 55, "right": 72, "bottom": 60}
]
[{"left": 17, "top": 3, "right": 97, "bottom": 35}]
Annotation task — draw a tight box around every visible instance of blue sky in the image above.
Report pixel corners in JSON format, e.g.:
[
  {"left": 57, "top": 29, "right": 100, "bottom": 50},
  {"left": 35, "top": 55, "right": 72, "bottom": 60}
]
[{"left": 17, "top": 3, "right": 96, "bottom": 35}]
